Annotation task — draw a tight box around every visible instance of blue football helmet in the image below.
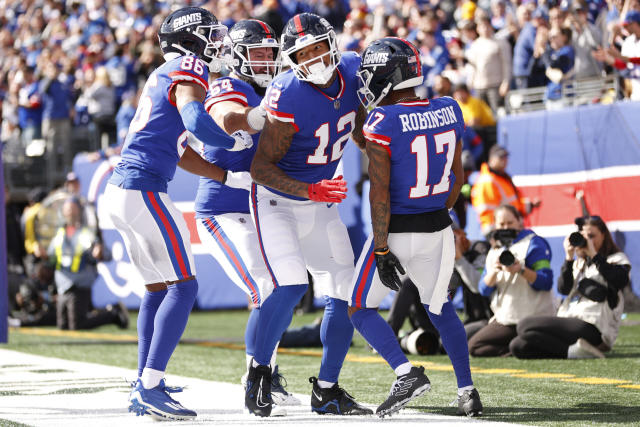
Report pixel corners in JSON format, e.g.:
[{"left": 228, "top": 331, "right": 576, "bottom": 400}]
[
  {"left": 281, "top": 13, "right": 340, "bottom": 85},
  {"left": 158, "top": 7, "right": 231, "bottom": 72},
  {"left": 229, "top": 19, "right": 281, "bottom": 88},
  {"left": 357, "top": 37, "right": 424, "bottom": 109}
]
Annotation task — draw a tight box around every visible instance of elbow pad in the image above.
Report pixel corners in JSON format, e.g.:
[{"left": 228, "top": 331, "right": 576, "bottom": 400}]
[{"left": 180, "top": 101, "right": 234, "bottom": 149}]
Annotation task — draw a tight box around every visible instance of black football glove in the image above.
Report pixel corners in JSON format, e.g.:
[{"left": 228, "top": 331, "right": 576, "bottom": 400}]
[{"left": 374, "top": 246, "right": 406, "bottom": 291}]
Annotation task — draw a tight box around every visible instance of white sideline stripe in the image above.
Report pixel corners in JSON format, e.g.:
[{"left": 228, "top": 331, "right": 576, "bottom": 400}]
[
  {"left": 512, "top": 164, "right": 640, "bottom": 187},
  {"left": 532, "top": 220, "right": 640, "bottom": 237},
  {"left": 0, "top": 349, "right": 521, "bottom": 427}
]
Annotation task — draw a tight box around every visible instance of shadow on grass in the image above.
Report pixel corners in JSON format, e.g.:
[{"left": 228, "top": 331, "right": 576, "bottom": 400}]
[
  {"left": 605, "top": 353, "right": 640, "bottom": 358},
  {"left": 413, "top": 402, "right": 640, "bottom": 424},
  {"left": 606, "top": 344, "right": 640, "bottom": 358}
]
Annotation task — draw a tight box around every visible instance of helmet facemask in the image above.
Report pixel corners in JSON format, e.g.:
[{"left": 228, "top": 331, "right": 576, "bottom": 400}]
[
  {"left": 163, "top": 23, "right": 233, "bottom": 72},
  {"left": 234, "top": 39, "right": 282, "bottom": 87},
  {"left": 356, "top": 66, "right": 392, "bottom": 110},
  {"left": 199, "top": 25, "right": 234, "bottom": 72},
  {"left": 283, "top": 31, "right": 340, "bottom": 85}
]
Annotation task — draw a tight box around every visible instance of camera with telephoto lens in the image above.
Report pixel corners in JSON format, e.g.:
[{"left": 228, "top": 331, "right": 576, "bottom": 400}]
[
  {"left": 398, "top": 328, "right": 439, "bottom": 355},
  {"left": 492, "top": 229, "right": 519, "bottom": 267},
  {"left": 569, "top": 231, "right": 587, "bottom": 248}
]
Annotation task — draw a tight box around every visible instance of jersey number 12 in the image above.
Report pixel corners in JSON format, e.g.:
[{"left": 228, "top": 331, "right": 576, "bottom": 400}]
[{"left": 307, "top": 111, "right": 357, "bottom": 164}]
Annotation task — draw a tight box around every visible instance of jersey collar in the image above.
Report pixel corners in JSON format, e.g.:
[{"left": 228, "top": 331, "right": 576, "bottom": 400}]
[
  {"left": 310, "top": 69, "right": 345, "bottom": 101},
  {"left": 398, "top": 99, "right": 430, "bottom": 106}
]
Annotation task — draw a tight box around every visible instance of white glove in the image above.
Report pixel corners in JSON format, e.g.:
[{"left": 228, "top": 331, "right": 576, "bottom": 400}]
[
  {"left": 223, "top": 171, "right": 252, "bottom": 191},
  {"left": 247, "top": 105, "right": 266, "bottom": 131},
  {"left": 228, "top": 130, "right": 253, "bottom": 151}
]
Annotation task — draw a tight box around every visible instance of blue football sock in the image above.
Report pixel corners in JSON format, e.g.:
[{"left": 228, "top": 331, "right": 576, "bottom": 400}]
[
  {"left": 145, "top": 279, "right": 198, "bottom": 371},
  {"left": 319, "top": 297, "right": 354, "bottom": 383},
  {"left": 350, "top": 307, "right": 408, "bottom": 371},
  {"left": 245, "top": 307, "right": 260, "bottom": 358},
  {"left": 426, "top": 301, "right": 473, "bottom": 388},
  {"left": 136, "top": 289, "right": 167, "bottom": 377},
  {"left": 253, "top": 284, "right": 307, "bottom": 365}
]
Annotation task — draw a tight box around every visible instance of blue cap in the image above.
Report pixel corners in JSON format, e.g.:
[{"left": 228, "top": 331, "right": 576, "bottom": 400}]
[{"left": 623, "top": 10, "right": 640, "bottom": 25}]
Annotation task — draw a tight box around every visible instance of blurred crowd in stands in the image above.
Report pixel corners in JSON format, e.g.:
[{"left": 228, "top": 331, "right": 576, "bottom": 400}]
[{"left": 2, "top": 0, "right": 640, "bottom": 194}]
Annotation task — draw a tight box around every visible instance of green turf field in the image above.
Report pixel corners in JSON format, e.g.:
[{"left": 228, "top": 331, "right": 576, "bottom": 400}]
[{"left": 3, "top": 310, "right": 640, "bottom": 426}]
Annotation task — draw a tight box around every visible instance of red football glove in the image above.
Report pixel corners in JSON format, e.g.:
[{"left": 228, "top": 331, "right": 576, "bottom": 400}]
[{"left": 308, "top": 175, "right": 347, "bottom": 203}]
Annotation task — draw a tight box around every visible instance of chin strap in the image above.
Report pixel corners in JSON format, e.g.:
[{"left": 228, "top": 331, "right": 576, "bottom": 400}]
[{"left": 370, "top": 82, "right": 393, "bottom": 109}]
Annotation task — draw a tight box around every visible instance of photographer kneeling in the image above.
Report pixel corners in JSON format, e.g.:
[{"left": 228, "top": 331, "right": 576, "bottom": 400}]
[
  {"left": 467, "top": 205, "right": 555, "bottom": 357},
  {"left": 510, "top": 216, "right": 631, "bottom": 359}
]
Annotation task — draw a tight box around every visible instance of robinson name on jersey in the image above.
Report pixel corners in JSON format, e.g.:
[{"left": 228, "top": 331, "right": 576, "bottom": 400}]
[{"left": 399, "top": 104, "right": 459, "bottom": 133}]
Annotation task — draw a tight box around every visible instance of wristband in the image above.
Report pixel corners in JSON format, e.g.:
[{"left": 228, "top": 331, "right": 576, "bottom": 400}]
[{"left": 374, "top": 246, "right": 390, "bottom": 255}]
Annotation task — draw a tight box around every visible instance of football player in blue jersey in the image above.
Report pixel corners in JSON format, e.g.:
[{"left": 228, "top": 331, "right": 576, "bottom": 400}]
[
  {"left": 348, "top": 37, "right": 483, "bottom": 417},
  {"left": 103, "top": 7, "right": 254, "bottom": 421},
  {"left": 193, "top": 19, "right": 300, "bottom": 410},
  {"left": 247, "top": 13, "right": 372, "bottom": 417}
]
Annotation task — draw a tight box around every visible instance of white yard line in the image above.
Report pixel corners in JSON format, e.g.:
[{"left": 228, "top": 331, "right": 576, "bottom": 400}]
[{"left": 0, "top": 349, "right": 517, "bottom": 427}]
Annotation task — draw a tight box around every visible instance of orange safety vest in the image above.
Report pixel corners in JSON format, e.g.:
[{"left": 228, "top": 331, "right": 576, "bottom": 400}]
[{"left": 471, "top": 163, "right": 526, "bottom": 233}]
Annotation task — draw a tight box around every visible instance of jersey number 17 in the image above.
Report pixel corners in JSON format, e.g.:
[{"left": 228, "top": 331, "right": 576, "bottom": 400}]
[{"left": 409, "top": 129, "right": 456, "bottom": 199}]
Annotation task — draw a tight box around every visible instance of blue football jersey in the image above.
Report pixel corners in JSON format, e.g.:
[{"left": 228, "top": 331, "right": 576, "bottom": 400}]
[
  {"left": 194, "top": 77, "right": 261, "bottom": 217},
  {"left": 363, "top": 96, "right": 464, "bottom": 214},
  {"left": 262, "top": 51, "right": 361, "bottom": 200},
  {"left": 109, "top": 55, "right": 209, "bottom": 192}
]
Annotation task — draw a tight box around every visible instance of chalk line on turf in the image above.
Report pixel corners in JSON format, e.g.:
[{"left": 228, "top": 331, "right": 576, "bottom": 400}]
[{"left": 0, "top": 349, "right": 519, "bottom": 426}]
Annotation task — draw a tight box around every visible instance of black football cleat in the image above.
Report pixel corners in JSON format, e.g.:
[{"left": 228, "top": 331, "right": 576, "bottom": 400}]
[
  {"left": 456, "top": 388, "right": 483, "bottom": 417},
  {"left": 309, "top": 377, "right": 373, "bottom": 415},
  {"left": 245, "top": 364, "right": 272, "bottom": 417},
  {"left": 376, "top": 366, "right": 431, "bottom": 417}
]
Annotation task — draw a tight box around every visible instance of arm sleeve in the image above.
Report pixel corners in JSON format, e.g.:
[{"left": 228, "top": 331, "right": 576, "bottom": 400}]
[
  {"left": 478, "top": 268, "right": 496, "bottom": 297},
  {"left": 525, "top": 235, "right": 553, "bottom": 291},
  {"left": 180, "top": 101, "right": 234, "bottom": 149},
  {"left": 591, "top": 253, "right": 631, "bottom": 292},
  {"left": 557, "top": 260, "right": 575, "bottom": 295}
]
